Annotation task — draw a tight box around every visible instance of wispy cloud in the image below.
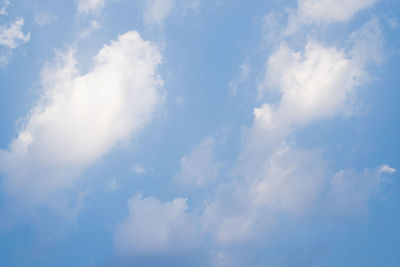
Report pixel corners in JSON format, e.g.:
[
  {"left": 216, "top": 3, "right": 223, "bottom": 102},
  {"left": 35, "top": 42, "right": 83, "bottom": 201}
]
[
  {"left": 0, "top": 18, "right": 30, "bottom": 49},
  {"left": 34, "top": 12, "right": 57, "bottom": 27},
  {"left": 77, "top": 0, "right": 106, "bottom": 15},
  {"left": 0, "top": 0, "right": 10, "bottom": 15}
]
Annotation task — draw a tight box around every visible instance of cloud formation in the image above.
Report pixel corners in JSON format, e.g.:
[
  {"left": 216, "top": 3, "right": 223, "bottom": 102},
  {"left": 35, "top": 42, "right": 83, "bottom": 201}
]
[
  {"left": 144, "top": 0, "right": 175, "bottom": 26},
  {"left": 286, "top": 0, "right": 380, "bottom": 34},
  {"left": 245, "top": 19, "right": 382, "bottom": 165},
  {"left": 203, "top": 144, "right": 395, "bottom": 245},
  {"left": 77, "top": 0, "right": 105, "bottom": 15},
  {"left": 0, "top": 18, "right": 30, "bottom": 49},
  {"left": 113, "top": 4, "right": 394, "bottom": 263},
  {"left": 298, "top": 0, "right": 379, "bottom": 24},
  {"left": 115, "top": 193, "right": 199, "bottom": 255},
  {"left": 174, "top": 137, "right": 222, "bottom": 187},
  {"left": 143, "top": 0, "right": 200, "bottom": 26},
  {"left": 0, "top": 31, "right": 164, "bottom": 218},
  {"left": 0, "top": 0, "right": 10, "bottom": 15},
  {"left": 34, "top": 12, "right": 57, "bottom": 27}
]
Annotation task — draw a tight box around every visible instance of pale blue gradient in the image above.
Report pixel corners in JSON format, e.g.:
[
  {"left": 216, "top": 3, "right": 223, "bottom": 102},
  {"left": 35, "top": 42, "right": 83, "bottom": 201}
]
[{"left": 0, "top": 0, "right": 399, "bottom": 266}]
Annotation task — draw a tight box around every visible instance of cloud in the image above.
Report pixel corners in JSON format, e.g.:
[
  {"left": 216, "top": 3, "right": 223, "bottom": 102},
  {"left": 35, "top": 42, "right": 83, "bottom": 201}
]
[
  {"left": 203, "top": 144, "right": 395, "bottom": 244},
  {"left": 0, "top": 0, "right": 10, "bottom": 15},
  {"left": 200, "top": 16, "right": 390, "bottom": 254},
  {"left": 108, "top": 2, "right": 395, "bottom": 265},
  {"left": 144, "top": 0, "right": 175, "bottom": 26},
  {"left": 0, "top": 17, "right": 30, "bottom": 66},
  {"left": 0, "top": 31, "right": 164, "bottom": 219},
  {"left": 244, "top": 19, "right": 382, "bottom": 165},
  {"left": 114, "top": 193, "right": 199, "bottom": 255},
  {"left": 131, "top": 164, "right": 152, "bottom": 175},
  {"left": 228, "top": 62, "right": 251, "bottom": 95},
  {"left": 79, "top": 20, "right": 101, "bottom": 38},
  {"left": 106, "top": 178, "right": 121, "bottom": 192},
  {"left": 34, "top": 12, "right": 57, "bottom": 27},
  {"left": 77, "top": 0, "right": 105, "bottom": 15},
  {"left": 203, "top": 145, "right": 327, "bottom": 244},
  {"left": 286, "top": 0, "right": 380, "bottom": 34},
  {"left": 326, "top": 165, "right": 396, "bottom": 216},
  {"left": 143, "top": 0, "right": 200, "bottom": 27},
  {"left": 300, "top": 0, "right": 379, "bottom": 23},
  {"left": 0, "top": 18, "right": 30, "bottom": 49},
  {"left": 174, "top": 137, "right": 222, "bottom": 187},
  {"left": 258, "top": 42, "right": 359, "bottom": 127}
]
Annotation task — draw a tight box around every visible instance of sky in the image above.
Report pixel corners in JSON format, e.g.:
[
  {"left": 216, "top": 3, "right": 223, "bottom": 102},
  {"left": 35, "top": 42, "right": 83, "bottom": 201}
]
[{"left": 0, "top": 0, "right": 399, "bottom": 266}]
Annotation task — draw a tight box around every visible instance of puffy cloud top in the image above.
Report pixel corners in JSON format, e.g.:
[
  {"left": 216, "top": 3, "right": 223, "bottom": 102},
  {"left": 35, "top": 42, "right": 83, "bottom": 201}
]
[{"left": 0, "top": 31, "right": 164, "bottom": 211}]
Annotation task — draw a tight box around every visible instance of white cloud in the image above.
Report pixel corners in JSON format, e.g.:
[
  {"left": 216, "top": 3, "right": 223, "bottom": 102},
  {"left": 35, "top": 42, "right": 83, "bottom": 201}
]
[
  {"left": 0, "top": 31, "right": 164, "bottom": 218},
  {"left": 0, "top": 0, "right": 10, "bottom": 15},
  {"left": 34, "top": 12, "right": 57, "bottom": 27},
  {"left": 203, "top": 145, "right": 326, "bottom": 244},
  {"left": 286, "top": 0, "right": 380, "bottom": 34},
  {"left": 243, "top": 41, "right": 360, "bottom": 166},
  {"left": 0, "top": 18, "right": 30, "bottom": 49},
  {"left": 380, "top": 165, "right": 396, "bottom": 174},
  {"left": 174, "top": 137, "right": 222, "bottom": 187},
  {"left": 258, "top": 42, "right": 360, "bottom": 128},
  {"left": 114, "top": 193, "right": 199, "bottom": 255},
  {"left": 245, "top": 20, "right": 382, "bottom": 162},
  {"left": 77, "top": 0, "right": 105, "bottom": 15},
  {"left": 203, "top": 144, "right": 395, "bottom": 244},
  {"left": 205, "top": 20, "right": 388, "bottom": 245},
  {"left": 144, "top": 0, "right": 175, "bottom": 26},
  {"left": 302, "top": 0, "right": 378, "bottom": 23}
]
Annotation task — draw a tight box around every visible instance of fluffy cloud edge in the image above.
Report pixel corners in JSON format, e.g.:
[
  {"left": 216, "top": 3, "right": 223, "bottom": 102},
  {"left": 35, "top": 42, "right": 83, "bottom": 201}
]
[{"left": 0, "top": 30, "right": 164, "bottom": 221}]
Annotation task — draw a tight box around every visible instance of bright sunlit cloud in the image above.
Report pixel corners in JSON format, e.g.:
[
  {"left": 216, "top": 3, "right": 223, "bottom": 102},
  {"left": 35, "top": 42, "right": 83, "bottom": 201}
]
[{"left": 0, "top": 0, "right": 398, "bottom": 266}]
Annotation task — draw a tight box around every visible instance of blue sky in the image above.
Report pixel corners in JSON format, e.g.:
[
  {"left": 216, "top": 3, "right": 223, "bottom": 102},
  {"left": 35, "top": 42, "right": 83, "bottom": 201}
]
[{"left": 0, "top": 0, "right": 399, "bottom": 266}]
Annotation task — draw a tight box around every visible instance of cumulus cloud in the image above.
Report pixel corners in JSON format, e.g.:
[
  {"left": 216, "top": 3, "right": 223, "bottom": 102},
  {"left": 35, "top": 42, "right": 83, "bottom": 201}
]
[
  {"left": 111, "top": 1, "right": 391, "bottom": 262},
  {"left": 243, "top": 19, "right": 382, "bottom": 165},
  {"left": 114, "top": 193, "right": 199, "bottom": 255},
  {"left": 0, "top": 31, "right": 164, "bottom": 218},
  {"left": 203, "top": 18, "right": 389, "bottom": 248},
  {"left": 0, "top": 18, "right": 30, "bottom": 49},
  {"left": 77, "top": 0, "right": 105, "bottom": 15},
  {"left": 286, "top": 0, "right": 380, "bottom": 33},
  {"left": 258, "top": 42, "right": 359, "bottom": 128}
]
